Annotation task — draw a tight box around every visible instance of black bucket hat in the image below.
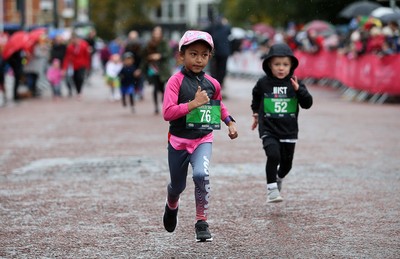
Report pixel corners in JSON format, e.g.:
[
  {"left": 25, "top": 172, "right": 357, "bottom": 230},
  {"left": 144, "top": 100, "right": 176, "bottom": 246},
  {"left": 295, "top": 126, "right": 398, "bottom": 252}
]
[{"left": 262, "top": 43, "right": 299, "bottom": 76}]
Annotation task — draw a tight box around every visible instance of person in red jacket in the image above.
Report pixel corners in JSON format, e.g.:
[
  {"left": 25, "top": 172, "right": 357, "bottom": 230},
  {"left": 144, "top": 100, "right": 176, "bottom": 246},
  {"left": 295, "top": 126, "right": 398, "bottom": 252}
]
[{"left": 62, "top": 33, "right": 90, "bottom": 99}]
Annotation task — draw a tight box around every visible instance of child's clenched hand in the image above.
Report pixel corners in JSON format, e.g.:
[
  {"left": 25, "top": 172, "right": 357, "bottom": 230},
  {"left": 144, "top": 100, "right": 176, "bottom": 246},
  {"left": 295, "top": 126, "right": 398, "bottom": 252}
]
[
  {"left": 251, "top": 113, "right": 258, "bottom": 130},
  {"left": 189, "top": 86, "right": 209, "bottom": 111},
  {"left": 227, "top": 122, "right": 238, "bottom": 139}
]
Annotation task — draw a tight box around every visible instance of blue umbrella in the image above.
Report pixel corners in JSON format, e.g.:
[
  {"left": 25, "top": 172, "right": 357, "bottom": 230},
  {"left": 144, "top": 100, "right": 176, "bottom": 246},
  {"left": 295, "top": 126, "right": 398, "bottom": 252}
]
[{"left": 48, "top": 28, "right": 65, "bottom": 39}]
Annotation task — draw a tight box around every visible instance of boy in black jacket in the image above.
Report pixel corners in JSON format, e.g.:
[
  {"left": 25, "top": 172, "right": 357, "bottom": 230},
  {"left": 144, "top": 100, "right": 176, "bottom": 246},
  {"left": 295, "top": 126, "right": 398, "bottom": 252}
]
[
  {"left": 118, "top": 52, "right": 139, "bottom": 113},
  {"left": 251, "top": 43, "right": 313, "bottom": 203}
]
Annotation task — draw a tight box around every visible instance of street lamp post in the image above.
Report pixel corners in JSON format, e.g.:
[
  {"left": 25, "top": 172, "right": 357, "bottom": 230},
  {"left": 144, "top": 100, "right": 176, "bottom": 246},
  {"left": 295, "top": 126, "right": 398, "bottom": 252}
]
[
  {"left": 53, "top": 0, "right": 59, "bottom": 28},
  {"left": 18, "top": 0, "right": 26, "bottom": 29},
  {"left": 0, "top": 0, "right": 3, "bottom": 32}
]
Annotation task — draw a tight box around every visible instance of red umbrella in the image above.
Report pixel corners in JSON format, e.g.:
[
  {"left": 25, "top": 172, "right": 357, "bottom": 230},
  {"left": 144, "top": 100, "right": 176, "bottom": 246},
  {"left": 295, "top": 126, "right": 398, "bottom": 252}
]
[
  {"left": 252, "top": 23, "right": 275, "bottom": 38},
  {"left": 24, "top": 28, "right": 47, "bottom": 53},
  {"left": 303, "top": 20, "right": 335, "bottom": 36},
  {"left": 2, "top": 31, "right": 29, "bottom": 60}
]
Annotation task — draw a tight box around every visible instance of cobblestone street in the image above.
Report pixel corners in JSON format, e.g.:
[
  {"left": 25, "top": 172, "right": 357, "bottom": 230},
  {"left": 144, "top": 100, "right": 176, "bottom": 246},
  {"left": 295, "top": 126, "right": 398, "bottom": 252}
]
[{"left": 1, "top": 71, "right": 399, "bottom": 258}]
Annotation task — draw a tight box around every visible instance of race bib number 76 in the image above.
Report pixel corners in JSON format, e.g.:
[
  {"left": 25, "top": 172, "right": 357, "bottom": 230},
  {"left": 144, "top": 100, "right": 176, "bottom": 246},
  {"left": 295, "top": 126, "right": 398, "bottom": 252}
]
[{"left": 186, "top": 100, "right": 221, "bottom": 130}]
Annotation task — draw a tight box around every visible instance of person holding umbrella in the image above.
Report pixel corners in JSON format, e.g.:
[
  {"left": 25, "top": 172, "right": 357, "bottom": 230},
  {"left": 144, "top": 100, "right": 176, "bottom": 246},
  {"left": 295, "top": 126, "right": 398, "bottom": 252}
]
[{"left": 2, "top": 31, "right": 28, "bottom": 101}]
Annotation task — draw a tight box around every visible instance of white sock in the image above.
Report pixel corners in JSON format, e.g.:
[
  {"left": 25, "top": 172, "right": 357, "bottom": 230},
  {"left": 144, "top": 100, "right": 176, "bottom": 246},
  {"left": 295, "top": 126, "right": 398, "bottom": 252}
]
[{"left": 267, "top": 182, "right": 278, "bottom": 190}]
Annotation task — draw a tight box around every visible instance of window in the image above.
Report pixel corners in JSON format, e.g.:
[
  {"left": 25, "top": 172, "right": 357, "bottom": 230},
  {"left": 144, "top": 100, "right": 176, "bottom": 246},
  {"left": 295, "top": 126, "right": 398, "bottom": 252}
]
[
  {"left": 64, "top": 0, "right": 74, "bottom": 9},
  {"left": 156, "top": 6, "right": 162, "bottom": 18},
  {"left": 179, "top": 3, "right": 185, "bottom": 18},
  {"left": 168, "top": 2, "right": 173, "bottom": 19},
  {"left": 16, "top": 0, "right": 23, "bottom": 11}
]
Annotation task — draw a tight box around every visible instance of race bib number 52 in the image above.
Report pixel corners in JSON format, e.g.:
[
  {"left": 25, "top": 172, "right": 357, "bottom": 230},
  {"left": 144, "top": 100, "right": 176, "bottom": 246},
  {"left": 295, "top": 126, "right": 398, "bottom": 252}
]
[
  {"left": 186, "top": 100, "right": 221, "bottom": 130},
  {"left": 264, "top": 96, "right": 297, "bottom": 118}
]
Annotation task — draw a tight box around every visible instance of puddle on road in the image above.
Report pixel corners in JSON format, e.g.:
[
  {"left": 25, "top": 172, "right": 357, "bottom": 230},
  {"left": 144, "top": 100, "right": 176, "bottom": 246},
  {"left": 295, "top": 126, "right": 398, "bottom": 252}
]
[
  {"left": 9, "top": 157, "right": 168, "bottom": 181},
  {"left": 7, "top": 156, "right": 272, "bottom": 182},
  {"left": 7, "top": 157, "right": 369, "bottom": 185}
]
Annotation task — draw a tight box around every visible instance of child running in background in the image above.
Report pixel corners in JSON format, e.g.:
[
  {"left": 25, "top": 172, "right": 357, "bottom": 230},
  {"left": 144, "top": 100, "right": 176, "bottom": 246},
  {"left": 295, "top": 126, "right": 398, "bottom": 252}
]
[
  {"left": 118, "top": 52, "right": 139, "bottom": 113},
  {"left": 162, "top": 30, "right": 238, "bottom": 242},
  {"left": 251, "top": 43, "right": 313, "bottom": 203},
  {"left": 105, "top": 53, "right": 122, "bottom": 101},
  {"left": 46, "top": 58, "right": 63, "bottom": 100}
]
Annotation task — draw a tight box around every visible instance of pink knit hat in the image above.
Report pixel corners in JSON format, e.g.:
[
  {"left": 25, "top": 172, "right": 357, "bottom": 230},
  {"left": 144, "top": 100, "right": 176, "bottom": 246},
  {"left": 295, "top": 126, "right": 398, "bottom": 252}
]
[{"left": 178, "top": 30, "right": 214, "bottom": 51}]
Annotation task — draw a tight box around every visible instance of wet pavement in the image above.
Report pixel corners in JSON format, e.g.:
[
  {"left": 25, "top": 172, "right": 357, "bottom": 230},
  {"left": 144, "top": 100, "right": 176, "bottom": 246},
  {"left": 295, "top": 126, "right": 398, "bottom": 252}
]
[{"left": 0, "top": 71, "right": 399, "bottom": 258}]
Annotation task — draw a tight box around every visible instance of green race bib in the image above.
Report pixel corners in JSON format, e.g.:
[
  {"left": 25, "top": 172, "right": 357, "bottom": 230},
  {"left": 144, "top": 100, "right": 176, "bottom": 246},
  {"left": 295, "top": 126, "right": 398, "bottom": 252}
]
[
  {"left": 264, "top": 95, "right": 298, "bottom": 118},
  {"left": 186, "top": 100, "right": 221, "bottom": 130}
]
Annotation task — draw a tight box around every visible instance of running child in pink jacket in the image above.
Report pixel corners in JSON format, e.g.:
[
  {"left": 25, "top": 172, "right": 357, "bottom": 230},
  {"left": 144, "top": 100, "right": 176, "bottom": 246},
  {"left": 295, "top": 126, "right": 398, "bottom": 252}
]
[{"left": 162, "top": 30, "right": 238, "bottom": 242}]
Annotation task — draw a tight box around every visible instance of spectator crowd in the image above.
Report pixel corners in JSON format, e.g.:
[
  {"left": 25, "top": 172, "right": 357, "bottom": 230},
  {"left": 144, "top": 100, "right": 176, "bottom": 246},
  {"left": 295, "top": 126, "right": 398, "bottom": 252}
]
[
  {"left": 0, "top": 12, "right": 399, "bottom": 106},
  {"left": 239, "top": 17, "right": 399, "bottom": 59}
]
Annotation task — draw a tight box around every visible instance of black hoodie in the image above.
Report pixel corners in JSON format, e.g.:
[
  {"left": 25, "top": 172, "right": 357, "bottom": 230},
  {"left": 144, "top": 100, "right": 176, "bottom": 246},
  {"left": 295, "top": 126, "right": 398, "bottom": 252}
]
[{"left": 251, "top": 43, "right": 313, "bottom": 140}]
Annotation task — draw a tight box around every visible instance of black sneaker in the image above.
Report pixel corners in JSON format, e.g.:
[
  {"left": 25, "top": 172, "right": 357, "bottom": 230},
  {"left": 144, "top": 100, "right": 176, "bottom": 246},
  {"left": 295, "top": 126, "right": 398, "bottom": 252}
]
[
  {"left": 195, "top": 220, "right": 212, "bottom": 242},
  {"left": 163, "top": 204, "right": 178, "bottom": 232}
]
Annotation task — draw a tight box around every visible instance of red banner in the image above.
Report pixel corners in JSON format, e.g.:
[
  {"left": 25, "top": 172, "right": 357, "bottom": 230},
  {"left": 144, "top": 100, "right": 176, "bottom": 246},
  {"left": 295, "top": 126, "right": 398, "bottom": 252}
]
[{"left": 295, "top": 50, "right": 400, "bottom": 95}]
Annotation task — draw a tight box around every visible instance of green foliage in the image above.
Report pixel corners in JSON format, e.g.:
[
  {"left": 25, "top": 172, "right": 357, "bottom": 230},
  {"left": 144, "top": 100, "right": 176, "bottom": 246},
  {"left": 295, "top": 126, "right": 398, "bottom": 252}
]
[
  {"left": 90, "top": 0, "right": 161, "bottom": 40},
  {"left": 90, "top": 0, "right": 389, "bottom": 40},
  {"left": 218, "top": 0, "right": 368, "bottom": 28}
]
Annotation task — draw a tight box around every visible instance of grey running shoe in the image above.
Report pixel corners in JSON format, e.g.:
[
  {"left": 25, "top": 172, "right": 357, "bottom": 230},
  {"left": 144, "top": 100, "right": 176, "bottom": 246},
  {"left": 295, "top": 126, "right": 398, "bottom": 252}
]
[
  {"left": 276, "top": 176, "right": 283, "bottom": 192},
  {"left": 267, "top": 187, "right": 283, "bottom": 203},
  {"left": 163, "top": 204, "right": 178, "bottom": 232},
  {"left": 195, "top": 220, "right": 213, "bottom": 242}
]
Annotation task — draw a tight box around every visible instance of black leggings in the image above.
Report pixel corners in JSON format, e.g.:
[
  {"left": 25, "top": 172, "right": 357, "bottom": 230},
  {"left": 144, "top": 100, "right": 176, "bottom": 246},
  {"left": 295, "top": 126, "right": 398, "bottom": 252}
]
[
  {"left": 263, "top": 137, "right": 296, "bottom": 184},
  {"left": 7, "top": 58, "right": 23, "bottom": 100},
  {"left": 122, "top": 93, "right": 134, "bottom": 107},
  {"left": 150, "top": 75, "right": 165, "bottom": 113},
  {"left": 0, "top": 61, "right": 5, "bottom": 95},
  {"left": 25, "top": 72, "right": 39, "bottom": 96},
  {"left": 73, "top": 68, "right": 86, "bottom": 94}
]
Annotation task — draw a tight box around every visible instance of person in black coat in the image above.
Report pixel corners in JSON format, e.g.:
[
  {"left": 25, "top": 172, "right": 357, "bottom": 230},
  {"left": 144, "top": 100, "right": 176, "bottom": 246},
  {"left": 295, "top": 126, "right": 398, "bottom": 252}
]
[
  {"left": 124, "top": 30, "right": 144, "bottom": 99},
  {"left": 206, "top": 17, "right": 232, "bottom": 90},
  {"left": 118, "top": 52, "right": 139, "bottom": 113},
  {"left": 5, "top": 50, "right": 23, "bottom": 101},
  {"left": 50, "top": 35, "right": 73, "bottom": 96}
]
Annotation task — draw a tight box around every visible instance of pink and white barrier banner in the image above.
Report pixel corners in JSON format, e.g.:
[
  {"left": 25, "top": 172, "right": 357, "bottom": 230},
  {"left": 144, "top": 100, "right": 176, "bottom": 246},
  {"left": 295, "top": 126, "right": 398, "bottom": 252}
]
[
  {"left": 227, "top": 51, "right": 264, "bottom": 76},
  {"left": 227, "top": 50, "right": 400, "bottom": 95},
  {"left": 295, "top": 50, "right": 400, "bottom": 95}
]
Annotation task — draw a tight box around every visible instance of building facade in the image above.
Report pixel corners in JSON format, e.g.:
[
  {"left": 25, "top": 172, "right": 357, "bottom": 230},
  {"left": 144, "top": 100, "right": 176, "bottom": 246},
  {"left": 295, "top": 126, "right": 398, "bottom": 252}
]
[
  {"left": 1, "top": 0, "right": 87, "bottom": 32},
  {"left": 148, "top": 0, "right": 218, "bottom": 29},
  {"left": 146, "top": 0, "right": 219, "bottom": 42},
  {"left": 1, "top": 0, "right": 219, "bottom": 39}
]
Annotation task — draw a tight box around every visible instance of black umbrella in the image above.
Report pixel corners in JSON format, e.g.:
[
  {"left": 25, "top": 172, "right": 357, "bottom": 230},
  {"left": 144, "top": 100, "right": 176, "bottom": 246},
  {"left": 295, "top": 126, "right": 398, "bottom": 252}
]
[
  {"left": 378, "top": 12, "right": 400, "bottom": 23},
  {"left": 339, "top": 1, "right": 382, "bottom": 18}
]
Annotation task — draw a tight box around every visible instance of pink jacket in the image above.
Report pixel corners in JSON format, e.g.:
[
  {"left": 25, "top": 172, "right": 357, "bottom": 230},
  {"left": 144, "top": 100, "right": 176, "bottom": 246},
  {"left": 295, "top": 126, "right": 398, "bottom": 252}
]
[
  {"left": 163, "top": 70, "right": 231, "bottom": 153},
  {"left": 46, "top": 67, "right": 63, "bottom": 86}
]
